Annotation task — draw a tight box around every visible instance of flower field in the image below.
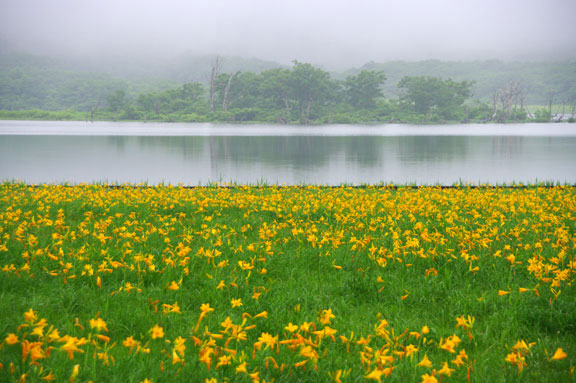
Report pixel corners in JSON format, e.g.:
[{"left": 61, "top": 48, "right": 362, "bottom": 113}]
[{"left": 0, "top": 184, "right": 574, "bottom": 382}]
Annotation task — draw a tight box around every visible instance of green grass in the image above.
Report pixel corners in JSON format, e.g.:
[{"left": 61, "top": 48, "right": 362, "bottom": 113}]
[{"left": 0, "top": 184, "right": 574, "bottom": 382}]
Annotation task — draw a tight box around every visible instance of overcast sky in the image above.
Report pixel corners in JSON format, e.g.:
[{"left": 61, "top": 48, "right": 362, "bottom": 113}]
[{"left": 1, "top": 0, "right": 575, "bottom": 67}]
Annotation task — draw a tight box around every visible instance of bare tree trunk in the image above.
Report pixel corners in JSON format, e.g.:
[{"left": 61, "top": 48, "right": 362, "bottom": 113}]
[
  {"left": 282, "top": 95, "right": 292, "bottom": 123},
  {"left": 222, "top": 72, "right": 236, "bottom": 112},
  {"left": 520, "top": 88, "right": 531, "bottom": 119},
  {"left": 556, "top": 100, "right": 566, "bottom": 122},
  {"left": 547, "top": 92, "right": 555, "bottom": 116},
  {"left": 491, "top": 90, "right": 499, "bottom": 121},
  {"left": 90, "top": 97, "right": 102, "bottom": 123},
  {"left": 209, "top": 56, "right": 222, "bottom": 113},
  {"left": 304, "top": 99, "right": 312, "bottom": 124},
  {"left": 493, "top": 81, "right": 524, "bottom": 122},
  {"left": 512, "top": 88, "right": 518, "bottom": 120}
]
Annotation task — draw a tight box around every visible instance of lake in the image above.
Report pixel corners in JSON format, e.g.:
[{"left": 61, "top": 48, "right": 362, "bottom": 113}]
[{"left": 1, "top": 120, "right": 575, "bottom": 185}]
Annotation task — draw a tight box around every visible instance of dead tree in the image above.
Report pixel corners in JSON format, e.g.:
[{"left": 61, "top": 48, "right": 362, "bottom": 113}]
[
  {"left": 222, "top": 72, "right": 236, "bottom": 112},
  {"left": 491, "top": 81, "right": 524, "bottom": 122},
  {"left": 89, "top": 96, "right": 102, "bottom": 123},
  {"left": 545, "top": 92, "right": 555, "bottom": 116},
  {"left": 554, "top": 99, "right": 567, "bottom": 122},
  {"left": 519, "top": 88, "right": 532, "bottom": 119},
  {"left": 209, "top": 56, "right": 223, "bottom": 113},
  {"left": 491, "top": 90, "right": 500, "bottom": 121}
]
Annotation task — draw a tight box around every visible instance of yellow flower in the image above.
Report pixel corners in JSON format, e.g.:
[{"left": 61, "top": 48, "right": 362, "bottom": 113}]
[
  {"left": 512, "top": 340, "right": 529, "bottom": 351},
  {"left": 438, "top": 362, "right": 455, "bottom": 376},
  {"left": 46, "top": 328, "right": 60, "bottom": 343},
  {"left": 365, "top": 368, "right": 385, "bottom": 382},
  {"left": 498, "top": 290, "right": 510, "bottom": 296},
  {"left": 406, "top": 344, "right": 419, "bottom": 357},
  {"left": 200, "top": 303, "right": 214, "bottom": 314},
  {"left": 70, "top": 364, "right": 80, "bottom": 382},
  {"left": 167, "top": 280, "right": 180, "bottom": 290},
  {"left": 5, "top": 333, "right": 19, "bottom": 345},
  {"left": 456, "top": 315, "right": 474, "bottom": 329},
  {"left": 505, "top": 351, "right": 526, "bottom": 373},
  {"left": 96, "top": 334, "right": 111, "bottom": 343},
  {"left": 173, "top": 336, "right": 186, "bottom": 356},
  {"left": 319, "top": 308, "right": 335, "bottom": 325},
  {"left": 254, "top": 332, "right": 278, "bottom": 351},
  {"left": 162, "top": 302, "right": 182, "bottom": 314},
  {"left": 59, "top": 336, "right": 87, "bottom": 359},
  {"left": 284, "top": 323, "right": 298, "bottom": 333},
  {"left": 332, "top": 369, "right": 343, "bottom": 383},
  {"left": 421, "top": 373, "right": 438, "bottom": 383},
  {"left": 300, "top": 345, "right": 319, "bottom": 360},
  {"left": 40, "top": 371, "right": 56, "bottom": 381},
  {"left": 551, "top": 347, "right": 567, "bottom": 361},
  {"left": 439, "top": 338, "right": 456, "bottom": 353},
  {"left": 21, "top": 340, "right": 46, "bottom": 362},
  {"left": 254, "top": 311, "right": 268, "bottom": 319},
  {"left": 417, "top": 354, "right": 433, "bottom": 368},
  {"left": 235, "top": 361, "right": 248, "bottom": 374},
  {"left": 24, "top": 308, "right": 38, "bottom": 322},
  {"left": 216, "top": 355, "right": 231, "bottom": 368},
  {"left": 231, "top": 298, "right": 243, "bottom": 308},
  {"left": 123, "top": 336, "right": 138, "bottom": 349},
  {"left": 89, "top": 317, "right": 108, "bottom": 332},
  {"left": 452, "top": 355, "right": 466, "bottom": 367},
  {"left": 149, "top": 324, "right": 164, "bottom": 339}
]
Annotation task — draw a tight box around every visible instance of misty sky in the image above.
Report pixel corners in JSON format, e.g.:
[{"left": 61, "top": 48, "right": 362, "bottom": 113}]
[{"left": 1, "top": 0, "right": 575, "bottom": 67}]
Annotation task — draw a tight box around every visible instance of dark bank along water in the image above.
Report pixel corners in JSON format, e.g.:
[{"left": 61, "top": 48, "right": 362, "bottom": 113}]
[{"left": 1, "top": 121, "right": 575, "bottom": 185}]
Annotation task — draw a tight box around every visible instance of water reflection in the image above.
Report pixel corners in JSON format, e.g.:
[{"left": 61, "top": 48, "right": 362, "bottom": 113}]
[
  {"left": 0, "top": 135, "right": 574, "bottom": 185},
  {"left": 491, "top": 137, "right": 523, "bottom": 158},
  {"left": 398, "top": 136, "right": 469, "bottom": 163}
]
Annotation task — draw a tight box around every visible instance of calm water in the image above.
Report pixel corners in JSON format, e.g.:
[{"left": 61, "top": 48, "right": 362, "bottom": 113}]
[{"left": 1, "top": 120, "right": 575, "bottom": 185}]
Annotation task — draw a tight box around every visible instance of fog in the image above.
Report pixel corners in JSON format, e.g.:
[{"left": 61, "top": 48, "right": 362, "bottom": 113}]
[{"left": 1, "top": 0, "right": 575, "bottom": 68}]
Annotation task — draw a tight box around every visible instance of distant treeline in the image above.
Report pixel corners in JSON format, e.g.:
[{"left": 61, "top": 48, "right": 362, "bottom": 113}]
[{"left": 0, "top": 53, "right": 574, "bottom": 123}]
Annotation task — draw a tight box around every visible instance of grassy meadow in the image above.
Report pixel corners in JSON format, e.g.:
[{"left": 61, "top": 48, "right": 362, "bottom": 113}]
[{"left": 0, "top": 184, "right": 574, "bottom": 382}]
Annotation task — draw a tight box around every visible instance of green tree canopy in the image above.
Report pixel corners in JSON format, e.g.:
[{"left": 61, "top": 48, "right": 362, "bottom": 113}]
[
  {"left": 344, "top": 70, "right": 386, "bottom": 109},
  {"left": 288, "top": 61, "right": 339, "bottom": 122},
  {"left": 397, "top": 76, "right": 473, "bottom": 119}
]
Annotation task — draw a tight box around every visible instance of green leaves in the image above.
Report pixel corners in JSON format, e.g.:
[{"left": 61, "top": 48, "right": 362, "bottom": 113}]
[
  {"left": 344, "top": 70, "right": 386, "bottom": 109},
  {"left": 398, "top": 76, "right": 474, "bottom": 119}
]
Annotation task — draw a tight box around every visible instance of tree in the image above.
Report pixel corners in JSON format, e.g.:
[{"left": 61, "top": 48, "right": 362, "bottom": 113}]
[
  {"left": 107, "top": 89, "right": 127, "bottom": 113},
  {"left": 136, "top": 93, "right": 158, "bottom": 115},
  {"left": 397, "top": 76, "right": 473, "bottom": 119},
  {"left": 258, "top": 68, "right": 294, "bottom": 121},
  {"left": 490, "top": 81, "right": 527, "bottom": 122},
  {"left": 343, "top": 70, "right": 386, "bottom": 109},
  {"left": 215, "top": 71, "right": 259, "bottom": 111},
  {"left": 158, "top": 83, "right": 205, "bottom": 114},
  {"left": 209, "top": 56, "right": 223, "bottom": 113},
  {"left": 221, "top": 72, "right": 236, "bottom": 112},
  {"left": 288, "top": 61, "right": 338, "bottom": 123}
]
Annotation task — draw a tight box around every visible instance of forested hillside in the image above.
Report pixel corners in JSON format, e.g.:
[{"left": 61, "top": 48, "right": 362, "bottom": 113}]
[
  {"left": 0, "top": 52, "right": 574, "bottom": 123},
  {"left": 0, "top": 53, "right": 283, "bottom": 111},
  {"left": 352, "top": 60, "right": 576, "bottom": 104}
]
